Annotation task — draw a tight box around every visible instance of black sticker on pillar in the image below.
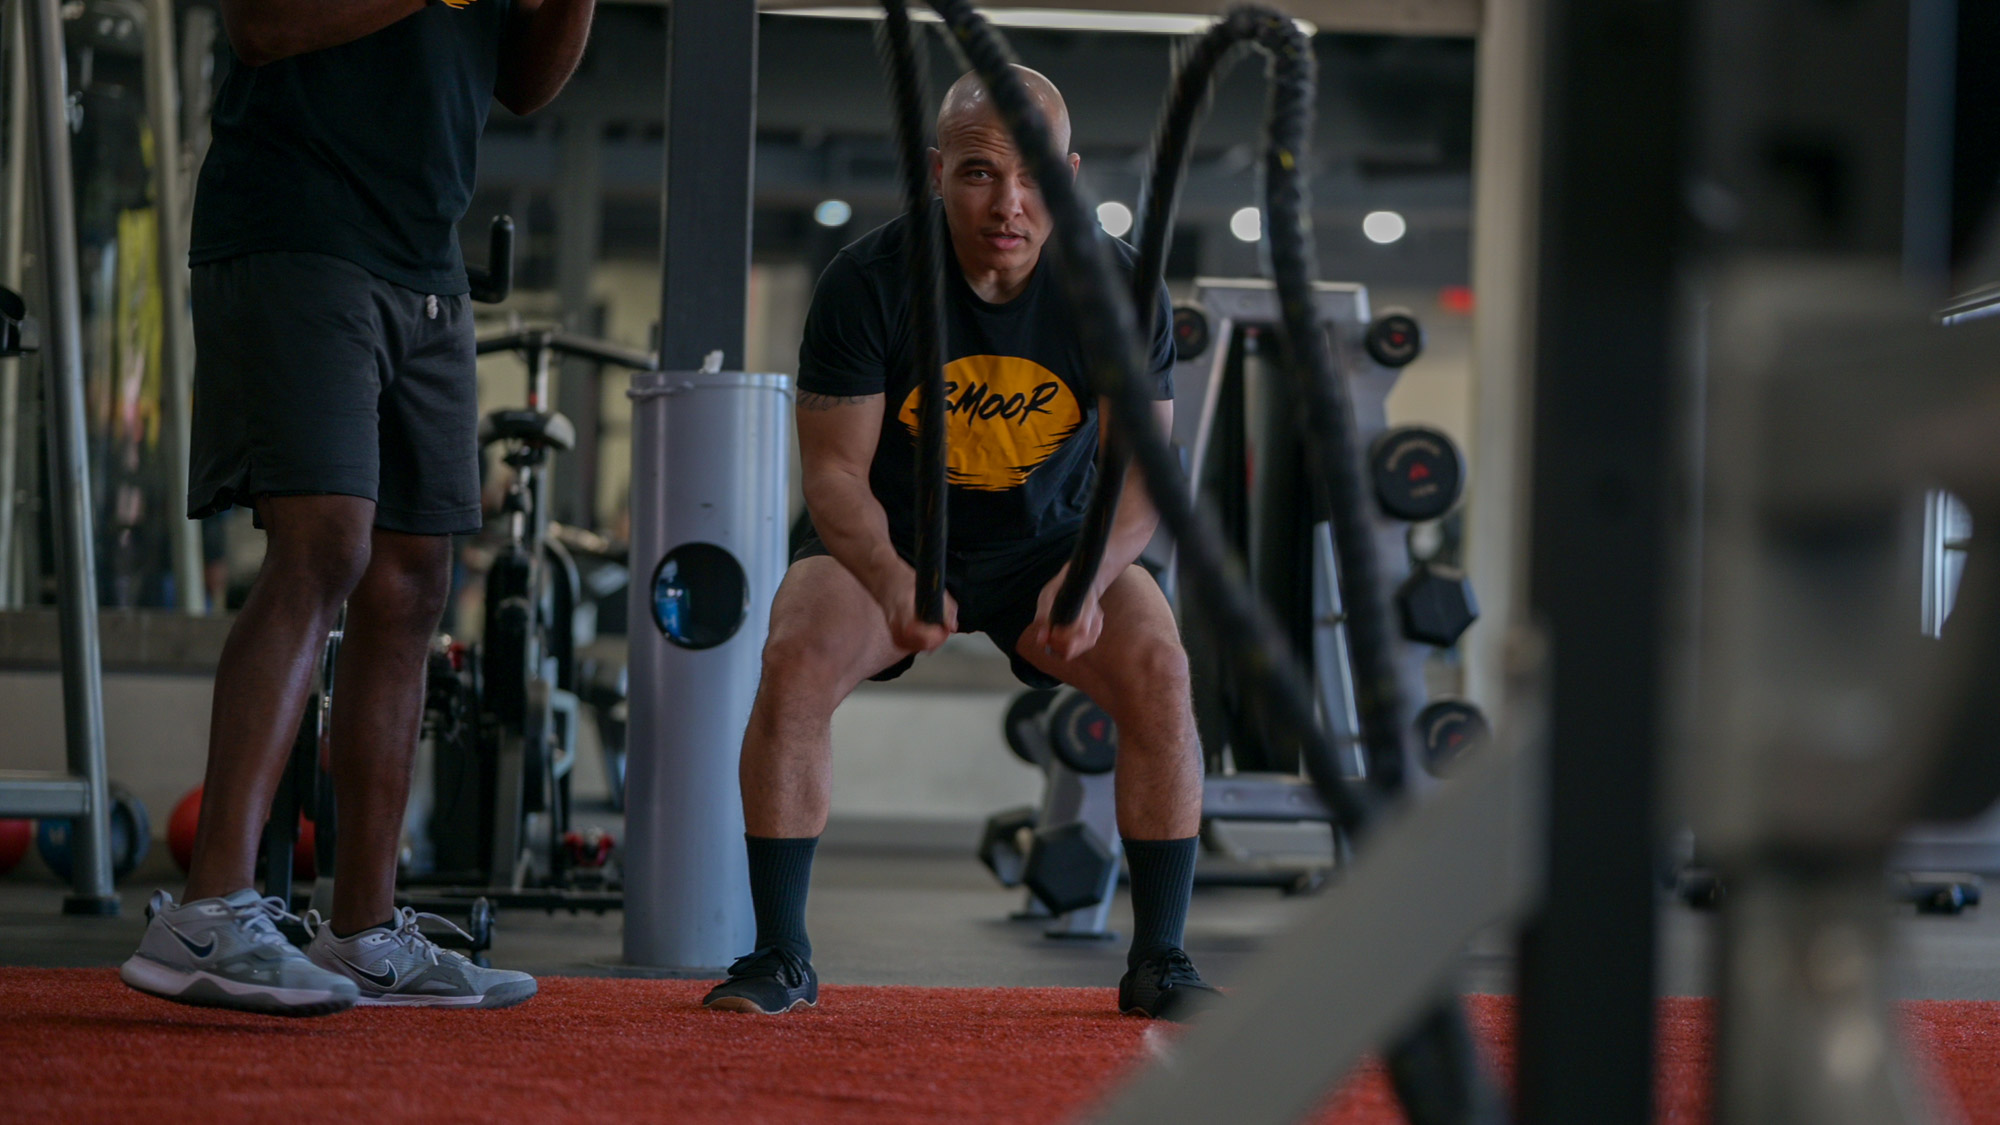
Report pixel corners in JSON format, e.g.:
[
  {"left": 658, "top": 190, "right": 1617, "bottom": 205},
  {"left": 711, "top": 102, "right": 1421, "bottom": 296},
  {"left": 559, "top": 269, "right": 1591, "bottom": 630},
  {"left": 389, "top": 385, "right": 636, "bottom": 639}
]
[{"left": 651, "top": 542, "right": 749, "bottom": 649}]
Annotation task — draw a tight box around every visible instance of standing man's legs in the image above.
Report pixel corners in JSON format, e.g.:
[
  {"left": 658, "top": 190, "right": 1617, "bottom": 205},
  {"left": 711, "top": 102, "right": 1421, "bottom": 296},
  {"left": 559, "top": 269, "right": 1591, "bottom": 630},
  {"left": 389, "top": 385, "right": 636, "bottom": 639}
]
[
  {"left": 1017, "top": 566, "right": 1218, "bottom": 1019},
  {"left": 704, "top": 554, "right": 911, "bottom": 1013}
]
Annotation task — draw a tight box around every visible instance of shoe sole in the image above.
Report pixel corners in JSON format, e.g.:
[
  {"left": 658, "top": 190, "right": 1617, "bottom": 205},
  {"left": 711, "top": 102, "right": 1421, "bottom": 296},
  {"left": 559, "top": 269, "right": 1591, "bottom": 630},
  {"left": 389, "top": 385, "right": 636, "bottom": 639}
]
[
  {"left": 353, "top": 980, "right": 538, "bottom": 1010},
  {"left": 1118, "top": 992, "right": 1223, "bottom": 1022},
  {"left": 704, "top": 995, "right": 817, "bottom": 1015},
  {"left": 120, "top": 955, "right": 355, "bottom": 1018}
]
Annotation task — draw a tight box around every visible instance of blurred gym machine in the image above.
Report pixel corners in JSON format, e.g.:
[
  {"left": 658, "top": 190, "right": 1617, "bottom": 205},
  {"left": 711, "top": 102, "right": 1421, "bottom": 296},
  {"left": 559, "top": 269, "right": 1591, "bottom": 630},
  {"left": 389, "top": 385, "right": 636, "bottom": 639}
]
[
  {"left": 406, "top": 302, "right": 653, "bottom": 908},
  {"left": 979, "top": 280, "right": 1489, "bottom": 937},
  {"left": 1893, "top": 285, "right": 2000, "bottom": 895},
  {"left": 1673, "top": 286, "right": 2000, "bottom": 918}
]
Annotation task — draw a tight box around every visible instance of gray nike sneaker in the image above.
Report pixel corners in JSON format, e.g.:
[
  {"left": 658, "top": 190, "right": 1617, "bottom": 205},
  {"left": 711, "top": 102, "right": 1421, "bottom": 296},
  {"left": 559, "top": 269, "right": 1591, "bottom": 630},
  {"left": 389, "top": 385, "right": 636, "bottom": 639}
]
[
  {"left": 305, "top": 907, "right": 537, "bottom": 1009},
  {"left": 121, "top": 889, "right": 359, "bottom": 1017}
]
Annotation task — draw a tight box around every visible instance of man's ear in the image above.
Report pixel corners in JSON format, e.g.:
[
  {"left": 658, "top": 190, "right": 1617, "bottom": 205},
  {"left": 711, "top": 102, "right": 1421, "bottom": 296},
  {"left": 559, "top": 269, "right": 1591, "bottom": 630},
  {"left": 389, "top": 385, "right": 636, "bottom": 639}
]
[
  {"left": 1068, "top": 152, "right": 1081, "bottom": 180},
  {"left": 929, "top": 147, "right": 943, "bottom": 195}
]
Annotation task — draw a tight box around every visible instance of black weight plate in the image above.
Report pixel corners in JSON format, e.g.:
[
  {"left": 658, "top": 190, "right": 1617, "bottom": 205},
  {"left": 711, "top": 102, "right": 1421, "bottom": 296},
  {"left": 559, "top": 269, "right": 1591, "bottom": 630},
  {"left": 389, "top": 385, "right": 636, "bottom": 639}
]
[
  {"left": 1048, "top": 691, "right": 1118, "bottom": 775},
  {"left": 1370, "top": 426, "right": 1464, "bottom": 522},
  {"left": 1365, "top": 312, "right": 1424, "bottom": 368},
  {"left": 1171, "top": 303, "right": 1211, "bottom": 362},
  {"left": 1416, "top": 699, "right": 1490, "bottom": 775},
  {"left": 1002, "top": 688, "right": 1061, "bottom": 764}
]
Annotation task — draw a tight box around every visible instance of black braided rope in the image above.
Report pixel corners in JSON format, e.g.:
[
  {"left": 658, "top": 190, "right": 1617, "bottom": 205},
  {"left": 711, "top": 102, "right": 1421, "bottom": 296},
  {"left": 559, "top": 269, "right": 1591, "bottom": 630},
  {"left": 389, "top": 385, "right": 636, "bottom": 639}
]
[
  {"left": 918, "top": 0, "right": 1375, "bottom": 834},
  {"left": 1238, "top": 10, "right": 1412, "bottom": 792},
  {"left": 1046, "top": 14, "right": 1254, "bottom": 628},
  {"left": 879, "top": 1, "right": 950, "bottom": 625}
]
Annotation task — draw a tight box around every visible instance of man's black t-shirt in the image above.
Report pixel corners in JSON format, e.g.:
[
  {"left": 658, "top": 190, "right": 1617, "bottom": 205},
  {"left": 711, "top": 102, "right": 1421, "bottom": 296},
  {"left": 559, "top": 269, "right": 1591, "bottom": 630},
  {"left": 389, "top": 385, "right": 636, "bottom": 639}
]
[
  {"left": 798, "top": 204, "right": 1174, "bottom": 564},
  {"left": 189, "top": 3, "right": 512, "bottom": 294}
]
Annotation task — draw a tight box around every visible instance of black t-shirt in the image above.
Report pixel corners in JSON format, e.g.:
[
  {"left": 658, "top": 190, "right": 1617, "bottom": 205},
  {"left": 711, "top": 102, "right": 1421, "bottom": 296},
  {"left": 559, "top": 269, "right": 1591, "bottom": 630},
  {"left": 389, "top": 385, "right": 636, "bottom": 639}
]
[
  {"left": 798, "top": 204, "right": 1175, "bottom": 563},
  {"left": 189, "top": 3, "right": 513, "bottom": 294}
]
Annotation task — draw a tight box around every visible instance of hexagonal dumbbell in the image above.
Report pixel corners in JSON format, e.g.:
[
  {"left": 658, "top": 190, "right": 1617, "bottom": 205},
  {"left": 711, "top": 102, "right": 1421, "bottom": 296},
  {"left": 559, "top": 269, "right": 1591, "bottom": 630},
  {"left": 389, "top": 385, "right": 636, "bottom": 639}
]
[
  {"left": 1397, "top": 562, "right": 1478, "bottom": 648},
  {"left": 1023, "top": 822, "right": 1117, "bottom": 915},
  {"left": 978, "top": 806, "right": 1038, "bottom": 888}
]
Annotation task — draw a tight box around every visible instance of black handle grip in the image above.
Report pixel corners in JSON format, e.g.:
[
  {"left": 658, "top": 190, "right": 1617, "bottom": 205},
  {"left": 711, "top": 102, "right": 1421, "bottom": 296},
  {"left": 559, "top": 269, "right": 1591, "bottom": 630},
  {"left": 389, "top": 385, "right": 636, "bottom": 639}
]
[
  {"left": 0, "top": 286, "right": 35, "bottom": 357},
  {"left": 467, "top": 215, "right": 515, "bottom": 304}
]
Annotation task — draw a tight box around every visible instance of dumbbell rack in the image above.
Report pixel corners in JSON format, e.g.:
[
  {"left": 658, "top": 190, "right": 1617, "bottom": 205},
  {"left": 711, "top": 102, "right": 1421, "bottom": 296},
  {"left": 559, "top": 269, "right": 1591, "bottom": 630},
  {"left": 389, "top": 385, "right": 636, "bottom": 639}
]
[{"left": 984, "top": 279, "right": 1489, "bottom": 938}]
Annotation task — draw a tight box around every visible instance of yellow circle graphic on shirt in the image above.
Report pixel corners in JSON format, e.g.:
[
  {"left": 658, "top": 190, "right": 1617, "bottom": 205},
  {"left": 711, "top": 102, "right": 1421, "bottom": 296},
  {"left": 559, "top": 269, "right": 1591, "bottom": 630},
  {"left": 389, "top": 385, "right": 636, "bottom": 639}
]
[{"left": 898, "top": 355, "right": 1084, "bottom": 492}]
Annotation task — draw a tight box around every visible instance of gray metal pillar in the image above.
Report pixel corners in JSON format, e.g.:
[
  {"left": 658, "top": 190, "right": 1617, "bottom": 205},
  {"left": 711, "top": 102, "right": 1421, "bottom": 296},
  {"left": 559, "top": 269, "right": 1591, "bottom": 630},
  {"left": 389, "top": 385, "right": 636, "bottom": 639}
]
[
  {"left": 1, "top": 0, "right": 28, "bottom": 608},
  {"left": 623, "top": 0, "right": 766, "bottom": 972},
  {"left": 1462, "top": 0, "right": 1544, "bottom": 714},
  {"left": 142, "top": 0, "right": 202, "bottom": 613},
  {"left": 623, "top": 368, "right": 788, "bottom": 971},
  {"left": 26, "top": 0, "right": 116, "bottom": 914}
]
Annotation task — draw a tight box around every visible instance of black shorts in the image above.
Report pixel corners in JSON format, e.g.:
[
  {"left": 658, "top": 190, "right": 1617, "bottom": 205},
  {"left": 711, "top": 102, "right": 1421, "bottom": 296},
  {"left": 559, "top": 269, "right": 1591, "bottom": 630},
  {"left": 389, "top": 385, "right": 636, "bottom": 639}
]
[
  {"left": 793, "top": 532, "right": 1081, "bottom": 690},
  {"left": 187, "top": 251, "right": 481, "bottom": 535}
]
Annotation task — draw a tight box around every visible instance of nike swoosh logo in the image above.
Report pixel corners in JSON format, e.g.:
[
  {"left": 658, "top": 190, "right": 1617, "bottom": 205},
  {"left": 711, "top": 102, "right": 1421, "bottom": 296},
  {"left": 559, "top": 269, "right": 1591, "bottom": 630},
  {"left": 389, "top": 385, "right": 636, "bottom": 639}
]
[
  {"left": 336, "top": 954, "right": 398, "bottom": 989},
  {"left": 161, "top": 920, "right": 216, "bottom": 958}
]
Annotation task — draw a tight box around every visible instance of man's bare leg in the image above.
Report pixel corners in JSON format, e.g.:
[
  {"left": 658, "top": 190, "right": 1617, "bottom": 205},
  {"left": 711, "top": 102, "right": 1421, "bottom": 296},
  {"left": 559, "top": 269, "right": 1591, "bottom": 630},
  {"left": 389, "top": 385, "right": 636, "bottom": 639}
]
[
  {"left": 740, "top": 556, "right": 911, "bottom": 838},
  {"left": 708, "top": 555, "right": 910, "bottom": 1013},
  {"left": 183, "top": 495, "right": 375, "bottom": 902},
  {"left": 1017, "top": 566, "right": 1203, "bottom": 840},
  {"left": 122, "top": 495, "right": 373, "bottom": 1016},
  {"left": 323, "top": 529, "right": 453, "bottom": 934},
  {"left": 1019, "top": 565, "right": 1218, "bottom": 1018}
]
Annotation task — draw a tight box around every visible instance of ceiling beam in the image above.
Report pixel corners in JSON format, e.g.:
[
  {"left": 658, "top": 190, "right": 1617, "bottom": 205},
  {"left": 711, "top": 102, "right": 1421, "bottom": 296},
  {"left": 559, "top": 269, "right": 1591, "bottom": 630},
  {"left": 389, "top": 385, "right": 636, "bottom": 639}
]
[{"left": 603, "top": 1, "right": 1483, "bottom": 38}]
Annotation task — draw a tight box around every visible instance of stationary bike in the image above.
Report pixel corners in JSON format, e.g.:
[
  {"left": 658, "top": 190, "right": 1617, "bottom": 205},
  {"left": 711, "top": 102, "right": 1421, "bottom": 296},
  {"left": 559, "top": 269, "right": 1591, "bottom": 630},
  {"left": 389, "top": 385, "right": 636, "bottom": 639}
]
[
  {"left": 413, "top": 322, "right": 653, "bottom": 897},
  {"left": 404, "top": 232, "right": 657, "bottom": 911}
]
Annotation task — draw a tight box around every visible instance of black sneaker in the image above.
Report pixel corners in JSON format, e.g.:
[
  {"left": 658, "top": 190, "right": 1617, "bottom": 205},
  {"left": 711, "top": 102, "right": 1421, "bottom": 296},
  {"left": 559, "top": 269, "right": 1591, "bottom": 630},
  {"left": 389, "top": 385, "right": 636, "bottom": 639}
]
[
  {"left": 701, "top": 946, "right": 818, "bottom": 1014},
  {"left": 1119, "top": 948, "right": 1222, "bottom": 1021}
]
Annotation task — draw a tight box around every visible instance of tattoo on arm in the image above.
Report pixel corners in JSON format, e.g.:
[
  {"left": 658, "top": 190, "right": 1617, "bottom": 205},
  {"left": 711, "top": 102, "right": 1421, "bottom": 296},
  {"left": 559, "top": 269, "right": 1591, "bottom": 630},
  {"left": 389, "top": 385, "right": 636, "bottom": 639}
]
[{"left": 798, "top": 391, "right": 877, "bottom": 412}]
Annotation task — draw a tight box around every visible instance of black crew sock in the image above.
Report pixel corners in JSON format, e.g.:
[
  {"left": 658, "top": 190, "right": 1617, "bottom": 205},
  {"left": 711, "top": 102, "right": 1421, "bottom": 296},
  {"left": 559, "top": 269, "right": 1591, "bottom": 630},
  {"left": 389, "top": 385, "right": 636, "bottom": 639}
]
[
  {"left": 331, "top": 918, "right": 395, "bottom": 940},
  {"left": 1123, "top": 835, "right": 1199, "bottom": 968},
  {"left": 745, "top": 834, "right": 818, "bottom": 961}
]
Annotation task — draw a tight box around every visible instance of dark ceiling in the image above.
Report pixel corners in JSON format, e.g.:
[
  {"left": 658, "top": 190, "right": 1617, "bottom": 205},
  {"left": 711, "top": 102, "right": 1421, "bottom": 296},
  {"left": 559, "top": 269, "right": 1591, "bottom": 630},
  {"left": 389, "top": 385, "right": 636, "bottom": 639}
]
[{"left": 468, "top": 8, "right": 1477, "bottom": 288}]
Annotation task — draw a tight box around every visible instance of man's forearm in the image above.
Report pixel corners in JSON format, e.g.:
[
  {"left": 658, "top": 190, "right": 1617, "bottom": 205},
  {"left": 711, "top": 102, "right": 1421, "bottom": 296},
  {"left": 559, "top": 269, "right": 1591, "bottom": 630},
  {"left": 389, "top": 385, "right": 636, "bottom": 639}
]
[
  {"left": 1090, "top": 468, "right": 1161, "bottom": 593},
  {"left": 219, "top": 0, "right": 423, "bottom": 67},
  {"left": 495, "top": 0, "right": 595, "bottom": 115},
  {"left": 804, "top": 470, "right": 908, "bottom": 600}
]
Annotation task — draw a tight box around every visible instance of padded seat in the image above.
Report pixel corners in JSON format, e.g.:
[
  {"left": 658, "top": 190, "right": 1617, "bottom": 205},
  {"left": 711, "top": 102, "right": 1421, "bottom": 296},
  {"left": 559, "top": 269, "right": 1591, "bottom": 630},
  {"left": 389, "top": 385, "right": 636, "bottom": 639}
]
[{"left": 479, "top": 409, "right": 576, "bottom": 452}]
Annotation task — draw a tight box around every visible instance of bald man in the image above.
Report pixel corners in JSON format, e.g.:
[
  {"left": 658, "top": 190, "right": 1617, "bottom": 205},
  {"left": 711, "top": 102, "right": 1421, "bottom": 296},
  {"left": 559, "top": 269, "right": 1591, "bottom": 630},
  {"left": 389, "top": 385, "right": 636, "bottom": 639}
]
[{"left": 701, "top": 67, "right": 1218, "bottom": 1021}]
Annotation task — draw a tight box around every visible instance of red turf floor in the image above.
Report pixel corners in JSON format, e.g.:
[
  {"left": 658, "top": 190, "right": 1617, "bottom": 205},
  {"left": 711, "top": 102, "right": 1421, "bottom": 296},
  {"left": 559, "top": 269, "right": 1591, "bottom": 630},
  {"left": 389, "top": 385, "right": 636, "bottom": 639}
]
[{"left": 0, "top": 969, "right": 1991, "bottom": 1123}]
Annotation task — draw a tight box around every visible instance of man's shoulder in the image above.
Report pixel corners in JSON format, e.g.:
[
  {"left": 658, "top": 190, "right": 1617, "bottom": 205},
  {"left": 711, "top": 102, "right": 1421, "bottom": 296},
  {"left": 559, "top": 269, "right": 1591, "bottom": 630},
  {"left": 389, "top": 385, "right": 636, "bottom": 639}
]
[{"left": 826, "top": 212, "right": 918, "bottom": 287}]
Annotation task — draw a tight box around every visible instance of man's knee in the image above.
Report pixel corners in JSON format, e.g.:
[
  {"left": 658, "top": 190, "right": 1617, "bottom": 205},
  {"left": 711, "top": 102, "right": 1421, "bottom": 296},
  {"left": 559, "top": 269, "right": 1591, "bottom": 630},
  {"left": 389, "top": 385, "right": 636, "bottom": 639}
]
[
  {"left": 759, "top": 626, "right": 850, "bottom": 698},
  {"left": 262, "top": 510, "right": 374, "bottom": 608},
  {"left": 1104, "top": 635, "right": 1193, "bottom": 715},
  {"left": 358, "top": 535, "right": 454, "bottom": 631}
]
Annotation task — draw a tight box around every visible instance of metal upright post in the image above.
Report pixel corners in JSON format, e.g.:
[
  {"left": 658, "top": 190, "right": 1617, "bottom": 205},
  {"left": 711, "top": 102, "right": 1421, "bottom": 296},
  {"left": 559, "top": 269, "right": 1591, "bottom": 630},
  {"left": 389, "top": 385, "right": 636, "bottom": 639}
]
[
  {"left": 25, "top": 0, "right": 117, "bottom": 914},
  {"left": 623, "top": 0, "right": 771, "bottom": 972},
  {"left": 1513, "top": 0, "right": 1690, "bottom": 1119},
  {"left": 553, "top": 113, "right": 603, "bottom": 528},
  {"left": 0, "top": 0, "right": 29, "bottom": 608},
  {"left": 141, "top": 0, "right": 202, "bottom": 613}
]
